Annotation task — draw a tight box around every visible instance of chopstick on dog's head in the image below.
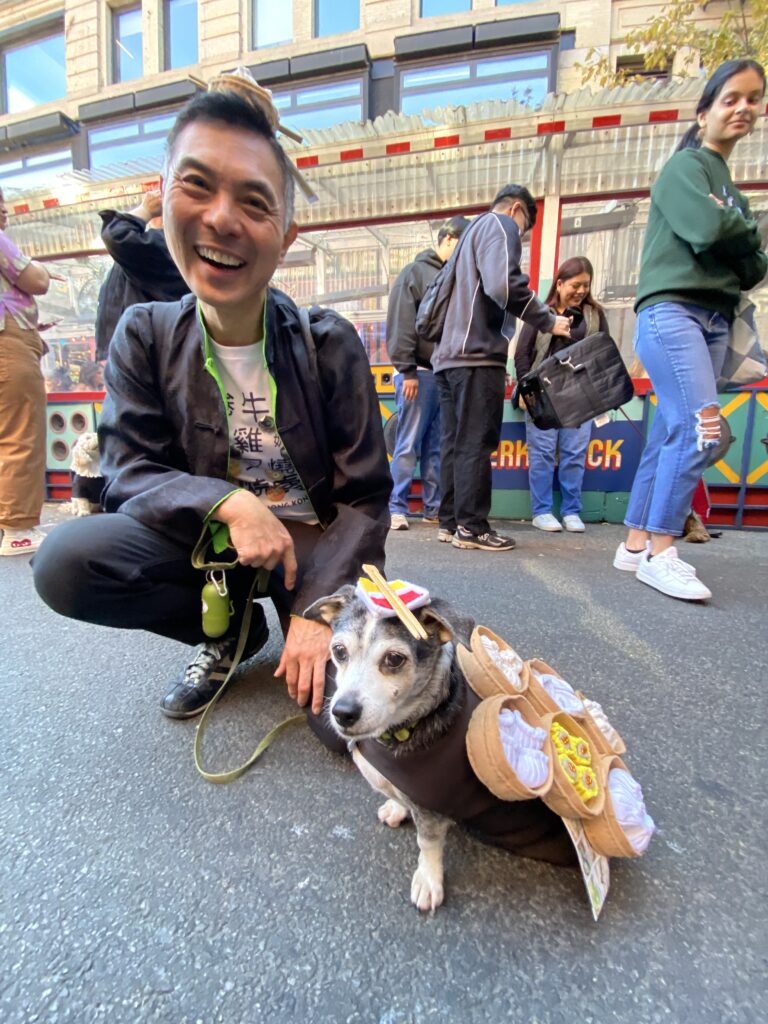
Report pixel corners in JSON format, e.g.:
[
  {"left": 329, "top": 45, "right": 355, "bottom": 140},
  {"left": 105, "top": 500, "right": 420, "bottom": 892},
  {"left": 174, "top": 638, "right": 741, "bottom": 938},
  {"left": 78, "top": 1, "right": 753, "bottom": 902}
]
[{"left": 362, "top": 564, "right": 428, "bottom": 640}]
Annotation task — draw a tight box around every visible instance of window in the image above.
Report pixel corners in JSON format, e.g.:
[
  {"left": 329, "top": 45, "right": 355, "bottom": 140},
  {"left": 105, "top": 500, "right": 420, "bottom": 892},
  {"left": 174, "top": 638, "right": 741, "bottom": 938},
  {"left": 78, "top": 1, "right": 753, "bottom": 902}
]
[
  {"left": 421, "top": 0, "right": 470, "bottom": 15},
  {"left": 88, "top": 111, "right": 177, "bottom": 172},
  {"left": 314, "top": 0, "right": 359, "bottom": 38},
  {"left": 113, "top": 6, "right": 143, "bottom": 84},
  {"left": 0, "top": 148, "right": 73, "bottom": 194},
  {"left": 400, "top": 51, "right": 554, "bottom": 117},
  {"left": 165, "top": 0, "right": 198, "bottom": 69},
  {"left": 2, "top": 31, "right": 66, "bottom": 114},
  {"left": 253, "top": 0, "right": 292, "bottom": 48},
  {"left": 616, "top": 55, "right": 671, "bottom": 82},
  {"left": 272, "top": 78, "right": 364, "bottom": 133}
]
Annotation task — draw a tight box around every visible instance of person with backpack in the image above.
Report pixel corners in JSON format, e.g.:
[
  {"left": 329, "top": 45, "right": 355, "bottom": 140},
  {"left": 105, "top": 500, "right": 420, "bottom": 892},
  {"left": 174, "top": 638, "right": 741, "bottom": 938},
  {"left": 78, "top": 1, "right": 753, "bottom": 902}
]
[
  {"left": 614, "top": 59, "right": 766, "bottom": 601},
  {"left": 33, "top": 82, "right": 391, "bottom": 726},
  {"left": 386, "top": 215, "right": 469, "bottom": 531},
  {"left": 514, "top": 256, "right": 610, "bottom": 533},
  {"left": 424, "top": 185, "right": 571, "bottom": 551}
]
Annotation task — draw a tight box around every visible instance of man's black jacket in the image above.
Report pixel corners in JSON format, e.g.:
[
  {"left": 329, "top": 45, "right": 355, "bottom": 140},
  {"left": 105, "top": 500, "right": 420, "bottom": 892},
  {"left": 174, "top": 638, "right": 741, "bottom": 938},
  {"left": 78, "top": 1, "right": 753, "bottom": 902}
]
[{"left": 99, "top": 290, "right": 392, "bottom": 613}]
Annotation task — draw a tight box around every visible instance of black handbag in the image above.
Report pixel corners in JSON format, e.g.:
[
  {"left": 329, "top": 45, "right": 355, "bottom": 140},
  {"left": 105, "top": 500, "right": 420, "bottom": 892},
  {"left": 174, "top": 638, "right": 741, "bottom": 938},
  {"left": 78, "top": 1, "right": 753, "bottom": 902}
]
[{"left": 518, "top": 331, "right": 634, "bottom": 430}]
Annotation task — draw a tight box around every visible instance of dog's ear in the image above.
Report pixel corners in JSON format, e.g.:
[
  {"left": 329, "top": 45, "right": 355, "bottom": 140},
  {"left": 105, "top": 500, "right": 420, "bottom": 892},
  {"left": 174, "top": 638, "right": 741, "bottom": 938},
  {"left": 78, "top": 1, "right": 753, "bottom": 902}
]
[
  {"left": 303, "top": 584, "right": 357, "bottom": 626},
  {"left": 418, "top": 605, "right": 454, "bottom": 644}
]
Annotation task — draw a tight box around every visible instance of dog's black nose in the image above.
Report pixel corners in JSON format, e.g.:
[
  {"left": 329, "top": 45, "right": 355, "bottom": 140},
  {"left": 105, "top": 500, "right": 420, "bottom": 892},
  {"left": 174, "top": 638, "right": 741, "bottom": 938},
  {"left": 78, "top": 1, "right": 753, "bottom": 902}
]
[{"left": 331, "top": 696, "right": 362, "bottom": 728}]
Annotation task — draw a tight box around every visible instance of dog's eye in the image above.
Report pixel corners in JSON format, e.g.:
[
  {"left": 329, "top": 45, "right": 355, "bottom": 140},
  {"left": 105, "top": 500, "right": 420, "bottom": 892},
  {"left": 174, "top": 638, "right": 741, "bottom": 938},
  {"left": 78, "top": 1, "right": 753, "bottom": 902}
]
[
  {"left": 331, "top": 643, "right": 348, "bottom": 663},
  {"left": 381, "top": 651, "right": 407, "bottom": 670}
]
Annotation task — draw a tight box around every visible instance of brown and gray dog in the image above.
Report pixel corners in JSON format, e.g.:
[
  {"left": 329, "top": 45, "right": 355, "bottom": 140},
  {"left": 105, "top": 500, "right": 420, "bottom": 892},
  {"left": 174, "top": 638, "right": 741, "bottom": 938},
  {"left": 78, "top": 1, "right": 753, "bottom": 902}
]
[{"left": 305, "top": 585, "right": 476, "bottom": 913}]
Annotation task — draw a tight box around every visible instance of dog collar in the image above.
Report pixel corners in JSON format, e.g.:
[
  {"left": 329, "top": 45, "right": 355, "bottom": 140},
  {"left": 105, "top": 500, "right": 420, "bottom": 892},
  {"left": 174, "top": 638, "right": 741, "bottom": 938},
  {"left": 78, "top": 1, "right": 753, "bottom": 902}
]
[{"left": 378, "top": 720, "right": 420, "bottom": 744}]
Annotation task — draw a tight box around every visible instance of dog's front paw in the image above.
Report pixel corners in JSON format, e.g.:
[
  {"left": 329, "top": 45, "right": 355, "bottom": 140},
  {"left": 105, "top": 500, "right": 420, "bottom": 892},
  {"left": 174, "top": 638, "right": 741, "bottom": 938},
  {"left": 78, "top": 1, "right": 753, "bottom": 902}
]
[
  {"left": 411, "top": 867, "right": 444, "bottom": 914},
  {"left": 378, "top": 799, "right": 410, "bottom": 828}
]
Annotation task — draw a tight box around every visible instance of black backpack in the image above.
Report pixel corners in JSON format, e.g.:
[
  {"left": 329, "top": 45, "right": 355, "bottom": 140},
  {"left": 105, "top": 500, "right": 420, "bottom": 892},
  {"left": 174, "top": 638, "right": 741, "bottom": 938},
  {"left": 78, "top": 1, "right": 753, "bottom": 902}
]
[{"left": 414, "top": 250, "right": 459, "bottom": 366}]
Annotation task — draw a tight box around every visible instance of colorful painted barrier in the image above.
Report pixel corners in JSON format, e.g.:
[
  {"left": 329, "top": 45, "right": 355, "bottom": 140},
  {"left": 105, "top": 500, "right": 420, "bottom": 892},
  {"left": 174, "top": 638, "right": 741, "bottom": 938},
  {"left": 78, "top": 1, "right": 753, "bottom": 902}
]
[{"left": 45, "top": 374, "right": 768, "bottom": 530}]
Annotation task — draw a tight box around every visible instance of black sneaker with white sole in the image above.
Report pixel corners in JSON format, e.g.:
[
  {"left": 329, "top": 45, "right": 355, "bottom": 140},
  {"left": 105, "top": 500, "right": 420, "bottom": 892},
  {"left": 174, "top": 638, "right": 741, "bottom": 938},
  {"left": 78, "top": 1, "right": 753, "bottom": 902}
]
[
  {"left": 160, "top": 617, "right": 269, "bottom": 719},
  {"left": 452, "top": 526, "right": 516, "bottom": 551}
]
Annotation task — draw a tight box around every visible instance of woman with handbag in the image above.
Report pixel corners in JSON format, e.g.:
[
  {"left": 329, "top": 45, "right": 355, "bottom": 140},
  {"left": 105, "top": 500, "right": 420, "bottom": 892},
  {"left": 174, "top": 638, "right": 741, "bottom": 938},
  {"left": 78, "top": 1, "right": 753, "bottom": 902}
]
[
  {"left": 613, "top": 59, "right": 766, "bottom": 601},
  {"left": 0, "top": 187, "right": 54, "bottom": 556},
  {"left": 514, "top": 257, "right": 609, "bottom": 533}
]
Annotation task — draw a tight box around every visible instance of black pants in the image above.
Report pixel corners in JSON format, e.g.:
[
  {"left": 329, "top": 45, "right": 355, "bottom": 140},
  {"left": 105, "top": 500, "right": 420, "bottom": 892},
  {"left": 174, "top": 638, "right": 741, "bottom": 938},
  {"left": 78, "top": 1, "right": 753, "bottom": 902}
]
[
  {"left": 435, "top": 366, "right": 506, "bottom": 535},
  {"left": 32, "top": 513, "right": 346, "bottom": 752}
]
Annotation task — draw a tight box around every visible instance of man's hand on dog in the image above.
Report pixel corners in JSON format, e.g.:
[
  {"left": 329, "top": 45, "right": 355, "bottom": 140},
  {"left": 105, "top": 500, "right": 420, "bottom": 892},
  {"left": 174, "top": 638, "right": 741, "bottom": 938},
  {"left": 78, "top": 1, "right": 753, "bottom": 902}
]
[
  {"left": 214, "top": 490, "right": 298, "bottom": 589},
  {"left": 275, "top": 615, "right": 331, "bottom": 714}
]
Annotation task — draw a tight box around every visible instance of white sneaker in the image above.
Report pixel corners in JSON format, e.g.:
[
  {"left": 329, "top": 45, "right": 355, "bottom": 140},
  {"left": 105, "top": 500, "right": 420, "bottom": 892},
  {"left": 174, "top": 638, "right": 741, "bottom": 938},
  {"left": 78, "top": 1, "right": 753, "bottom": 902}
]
[
  {"left": 562, "top": 514, "right": 586, "bottom": 533},
  {"left": 390, "top": 514, "right": 409, "bottom": 531},
  {"left": 613, "top": 541, "right": 650, "bottom": 572},
  {"left": 0, "top": 526, "right": 47, "bottom": 557},
  {"left": 532, "top": 513, "right": 562, "bottom": 532},
  {"left": 636, "top": 546, "right": 712, "bottom": 601}
]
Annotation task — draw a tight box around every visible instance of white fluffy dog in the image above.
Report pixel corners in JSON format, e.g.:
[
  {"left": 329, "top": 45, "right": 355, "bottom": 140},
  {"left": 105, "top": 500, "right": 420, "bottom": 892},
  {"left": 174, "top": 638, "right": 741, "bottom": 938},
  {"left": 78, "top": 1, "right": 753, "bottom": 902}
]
[{"left": 70, "top": 432, "right": 104, "bottom": 516}]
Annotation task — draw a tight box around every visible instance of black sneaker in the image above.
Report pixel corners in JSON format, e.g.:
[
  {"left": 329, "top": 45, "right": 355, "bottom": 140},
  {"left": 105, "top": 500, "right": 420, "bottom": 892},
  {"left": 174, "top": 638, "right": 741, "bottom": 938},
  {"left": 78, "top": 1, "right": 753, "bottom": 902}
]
[
  {"left": 452, "top": 526, "right": 516, "bottom": 551},
  {"left": 160, "top": 618, "right": 269, "bottom": 719}
]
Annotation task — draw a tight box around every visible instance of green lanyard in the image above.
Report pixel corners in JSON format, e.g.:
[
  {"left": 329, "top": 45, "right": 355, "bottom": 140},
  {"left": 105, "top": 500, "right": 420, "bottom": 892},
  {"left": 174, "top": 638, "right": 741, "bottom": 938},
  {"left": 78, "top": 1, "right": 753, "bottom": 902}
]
[{"left": 190, "top": 528, "right": 306, "bottom": 784}]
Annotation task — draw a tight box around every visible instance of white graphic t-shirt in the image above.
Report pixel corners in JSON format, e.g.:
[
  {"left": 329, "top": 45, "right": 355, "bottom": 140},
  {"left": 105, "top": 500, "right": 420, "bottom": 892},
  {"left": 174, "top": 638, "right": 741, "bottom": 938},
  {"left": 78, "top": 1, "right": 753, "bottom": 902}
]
[{"left": 209, "top": 337, "right": 317, "bottom": 523}]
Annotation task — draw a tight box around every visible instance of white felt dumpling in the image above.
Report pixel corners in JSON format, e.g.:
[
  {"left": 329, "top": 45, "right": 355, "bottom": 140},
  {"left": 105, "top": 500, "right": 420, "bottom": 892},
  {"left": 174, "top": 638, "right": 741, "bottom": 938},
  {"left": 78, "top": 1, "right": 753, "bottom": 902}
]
[
  {"left": 498, "top": 709, "right": 550, "bottom": 790},
  {"left": 481, "top": 634, "right": 524, "bottom": 690},
  {"left": 532, "top": 669, "right": 585, "bottom": 715},
  {"left": 608, "top": 767, "right": 656, "bottom": 853}
]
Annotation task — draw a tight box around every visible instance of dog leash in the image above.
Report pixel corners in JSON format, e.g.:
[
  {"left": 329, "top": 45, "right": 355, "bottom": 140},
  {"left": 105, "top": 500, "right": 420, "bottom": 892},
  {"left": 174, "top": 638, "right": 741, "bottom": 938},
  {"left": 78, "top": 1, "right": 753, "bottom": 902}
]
[{"left": 190, "top": 531, "right": 307, "bottom": 784}]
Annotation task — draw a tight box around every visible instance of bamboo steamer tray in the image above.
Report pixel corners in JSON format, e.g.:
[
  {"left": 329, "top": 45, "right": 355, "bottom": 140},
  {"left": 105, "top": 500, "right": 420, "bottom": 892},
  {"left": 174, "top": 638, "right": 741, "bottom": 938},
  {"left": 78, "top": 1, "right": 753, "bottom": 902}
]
[
  {"left": 540, "top": 712, "right": 606, "bottom": 820},
  {"left": 522, "top": 658, "right": 588, "bottom": 718},
  {"left": 577, "top": 691, "right": 627, "bottom": 756},
  {"left": 466, "top": 694, "right": 553, "bottom": 802},
  {"left": 576, "top": 707, "right": 619, "bottom": 759},
  {"left": 583, "top": 756, "right": 642, "bottom": 858},
  {"left": 458, "top": 626, "right": 527, "bottom": 700}
]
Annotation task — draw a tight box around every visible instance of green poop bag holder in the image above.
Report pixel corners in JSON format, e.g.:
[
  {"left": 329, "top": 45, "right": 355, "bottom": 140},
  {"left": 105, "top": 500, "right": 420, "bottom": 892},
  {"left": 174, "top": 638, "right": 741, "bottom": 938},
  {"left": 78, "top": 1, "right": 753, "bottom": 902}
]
[{"left": 190, "top": 529, "right": 306, "bottom": 784}]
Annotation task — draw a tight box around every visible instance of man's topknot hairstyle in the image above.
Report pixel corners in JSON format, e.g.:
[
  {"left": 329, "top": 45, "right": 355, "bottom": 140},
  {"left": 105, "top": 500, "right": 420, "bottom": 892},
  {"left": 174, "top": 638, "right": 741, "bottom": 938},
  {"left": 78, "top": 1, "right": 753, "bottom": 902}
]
[
  {"left": 490, "top": 184, "right": 537, "bottom": 229},
  {"left": 165, "top": 90, "right": 296, "bottom": 227}
]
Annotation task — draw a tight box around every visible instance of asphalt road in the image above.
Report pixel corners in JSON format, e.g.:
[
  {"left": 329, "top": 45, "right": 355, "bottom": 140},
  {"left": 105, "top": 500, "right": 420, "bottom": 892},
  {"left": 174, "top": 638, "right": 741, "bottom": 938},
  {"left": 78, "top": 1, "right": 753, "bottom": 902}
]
[{"left": 2, "top": 507, "right": 766, "bottom": 1024}]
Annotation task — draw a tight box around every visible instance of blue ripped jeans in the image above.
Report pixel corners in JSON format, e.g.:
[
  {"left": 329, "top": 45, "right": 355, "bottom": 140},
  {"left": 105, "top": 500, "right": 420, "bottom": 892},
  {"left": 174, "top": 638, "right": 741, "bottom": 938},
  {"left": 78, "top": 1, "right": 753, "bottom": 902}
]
[{"left": 625, "top": 302, "right": 729, "bottom": 536}]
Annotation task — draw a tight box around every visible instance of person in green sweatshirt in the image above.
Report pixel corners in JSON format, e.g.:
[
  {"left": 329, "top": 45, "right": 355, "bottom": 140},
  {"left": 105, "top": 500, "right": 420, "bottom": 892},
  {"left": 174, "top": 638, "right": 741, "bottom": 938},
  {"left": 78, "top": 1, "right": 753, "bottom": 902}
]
[{"left": 613, "top": 58, "right": 766, "bottom": 602}]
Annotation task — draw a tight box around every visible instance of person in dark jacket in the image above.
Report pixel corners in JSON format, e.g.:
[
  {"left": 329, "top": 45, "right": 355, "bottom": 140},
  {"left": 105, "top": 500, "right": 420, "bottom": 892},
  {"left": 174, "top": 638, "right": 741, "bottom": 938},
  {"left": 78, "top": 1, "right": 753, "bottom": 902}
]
[
  {"left": 95, "top": 188, "right": 188, "bottom": 359},
  {"left": 387, "top": 216, "right": 469, "bottom": 531},
  {"left": 33, "top": 84, "right": 391, "bottom": 728},
  {"left": 429, "top": 185, "right": 571, "bottom": 551},
  {"left": 514, "top": 256, "right": 609, "bottom": 534}
]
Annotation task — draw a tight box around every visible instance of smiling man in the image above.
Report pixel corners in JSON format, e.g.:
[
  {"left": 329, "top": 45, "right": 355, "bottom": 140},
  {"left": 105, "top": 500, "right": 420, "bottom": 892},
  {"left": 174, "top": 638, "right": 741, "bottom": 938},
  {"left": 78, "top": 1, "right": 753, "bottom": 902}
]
[{"left": 33, "top": 88, "right": 391, "bottom": 727}]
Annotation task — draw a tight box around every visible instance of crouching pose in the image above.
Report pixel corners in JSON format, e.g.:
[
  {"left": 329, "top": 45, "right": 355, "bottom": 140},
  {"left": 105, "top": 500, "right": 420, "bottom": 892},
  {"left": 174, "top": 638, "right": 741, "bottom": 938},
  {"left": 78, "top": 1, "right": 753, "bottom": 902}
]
[{"left": 33, "top": 80, "right": 391, "bottom": 728}]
